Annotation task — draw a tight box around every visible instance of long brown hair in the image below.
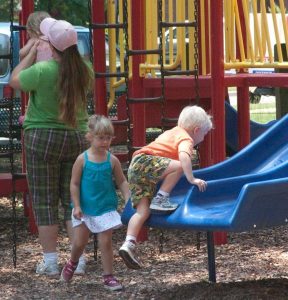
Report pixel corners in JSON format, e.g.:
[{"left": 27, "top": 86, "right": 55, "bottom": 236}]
[{"left": 57, "top": 45, "right": 93, "bottom": 127}]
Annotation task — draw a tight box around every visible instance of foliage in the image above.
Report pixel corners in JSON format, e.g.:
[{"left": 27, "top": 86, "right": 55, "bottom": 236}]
[
  {"left": 0, "top": 0, "right": 89, "bottom": 26},
  {"left": 35, "top": 0, "right": 89, "bottom": 26}
]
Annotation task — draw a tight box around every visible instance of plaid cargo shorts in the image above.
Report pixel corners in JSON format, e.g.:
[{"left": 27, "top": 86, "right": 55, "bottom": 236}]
[
  {"left": 24, "top": 128, "right": 89, "bottom": 226},
  {"left": 128, "top": 153, "right": 170, "bottom": 207}
]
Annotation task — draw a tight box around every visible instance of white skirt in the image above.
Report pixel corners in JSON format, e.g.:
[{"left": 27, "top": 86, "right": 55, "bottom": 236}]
[{"left": 72, "top": 209, "right": 122, "bottom": 233}]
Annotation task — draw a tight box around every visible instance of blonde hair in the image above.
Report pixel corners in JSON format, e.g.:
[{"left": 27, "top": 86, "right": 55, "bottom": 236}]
[
  {"left": 26, "top": 11, "right": 51, "bottom": 38},
  {"left": 87, "top": 115, "right": 114, "bottom": 136},
  {"left": 178, "top": 105, "right": 213, "bottom": 132},
  {"left": 57, "top": 46, "right": 93, "bottom": 127}
]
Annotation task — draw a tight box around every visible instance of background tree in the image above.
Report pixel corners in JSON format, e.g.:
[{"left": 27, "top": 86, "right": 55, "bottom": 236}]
[{"left": 0, "top": 0, "right": 90, "bottom": 26}]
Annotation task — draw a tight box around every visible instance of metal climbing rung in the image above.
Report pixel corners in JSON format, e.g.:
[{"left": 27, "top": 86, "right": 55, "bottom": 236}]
[
  {"left": 11, "top": 124, "right": 22, "bottom": 131},
  {"left": 0, "top": 54, "right": 12, "bottom": 60},
  {"left": 11, "top": 24, "right": 26, "bottom": 31},
  {"left": 112, "top": 119, "right": 130, "bottom": 126},
  {"left": 127, "top": 96, "right": 163, "bottom": 104},
  {"left": 0, "top": 152, "right": 13, "bottom": 159},
  {"left": 127, "top": 49, "right": 162, "bottom": 56},
  {"left": 94, "top": 71, "right": 127, "bottom": 78},
  {"left": 160, "top": 21, "right": 197, "bottom": 29},
  {"left": 91, "top": 23, "right": 124, "bottom": 30},
  {"left": 12, "top": 173, "right": 26, "bottom": 180},
  {"left": 0, "top": 101, "right": 13, "bottom": 109},
  {"left": 129, "top": 146, "right": 142, "bottom": 152},
  {"left": 162, "top": 70, "right": 198, "bottom": 77},
  {"left": 162, "top": 117, "right": 178, "bottom": 125}
]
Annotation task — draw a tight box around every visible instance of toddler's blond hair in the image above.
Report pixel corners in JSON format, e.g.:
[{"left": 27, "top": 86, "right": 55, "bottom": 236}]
[{"left": 178, "top": 105, "right": 213, "bottom": 132}]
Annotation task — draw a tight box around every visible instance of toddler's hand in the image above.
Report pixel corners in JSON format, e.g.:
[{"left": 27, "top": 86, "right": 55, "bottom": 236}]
[
  {"left": 73, "top": 207, "right": 83, "bottom": 220},
  {"left": 190, "top": 178, "right": 207, "bottom": 192}
]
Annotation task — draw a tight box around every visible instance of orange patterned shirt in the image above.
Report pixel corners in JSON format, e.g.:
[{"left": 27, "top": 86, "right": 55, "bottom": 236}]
[{"left": 133, "top": 126, "right": 194, "bottom": 160}]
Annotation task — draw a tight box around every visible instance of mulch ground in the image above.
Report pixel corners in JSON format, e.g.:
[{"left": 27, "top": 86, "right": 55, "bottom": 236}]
[{"left": 1, "top": 196, "right": 288, "bottom": 300}]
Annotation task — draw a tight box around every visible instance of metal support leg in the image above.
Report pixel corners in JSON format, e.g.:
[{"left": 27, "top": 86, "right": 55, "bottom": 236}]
[
  {"left": 93, "top": 234, "right": 97, "bottom": 261},
  {"left": 207, "top": 231, "right": 216, "bottom": 283}
]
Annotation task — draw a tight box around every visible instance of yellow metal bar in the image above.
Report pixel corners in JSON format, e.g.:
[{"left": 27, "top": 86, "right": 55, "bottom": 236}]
[
  {"left": 242, "top": 0, "right": 255, "bottom": 62},
  {"left": 208, "top": 0, "right": 211, "bottom": 69},
  {"left": 177, "top": 0, "right": 186, "bottom": 70},
  {"left": 145, "top": 0, "right": 152, "bottom": 66},
  {"left": 270, "top": 0, "right": 283, "bottom": 62},
  {"left": 279, "top": 0, "right": 288, "bottom": 57},
  {"left": 230, "top": 0, "right": 236, "bottom": 62},
  {"left": 162, "top": 0, "right": 166, "bottom": 65},
  {"left": 119, "top": 0, "right": 124, "bottom": 73},
  {"left": 168, "top": 0, "right": 174, "bottom": 64},
  {"left": 224, "top": 0, "right": 230, "bottom": 62},
  {"left": 139, "top": 54, "right": 182, "bottom": 76},
  {"left": 234, "top": 0, "right": 245, "bottom": 62},
  {"left": 252, "top": 0, "right": 264, "bottom": 61},
  {"left": 225, "top": 61, "right": 288, "bottom": 69},
  {"left": 145, "top": 0, "right": 158, "bottom": 75},
  {"left": 260, "top": 0, "right": 273, "bottom": 62},
  {"left": 225, "top": 0, "right": 236, "bottom": 62}
]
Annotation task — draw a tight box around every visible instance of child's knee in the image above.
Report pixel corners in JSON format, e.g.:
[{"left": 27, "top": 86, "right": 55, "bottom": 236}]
[{"left": 73, "top": 239, "right": 86, "bottom": 250}]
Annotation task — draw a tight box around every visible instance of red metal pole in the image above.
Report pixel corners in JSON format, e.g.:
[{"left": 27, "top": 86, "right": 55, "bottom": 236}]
[
  {"left": 236, "top": 0, "right": 250, "bottom": 150},
  {"left": 91, "top": 0, "right": 107, "bottom": 115},
  {"left": 198, "top": 1, "right": 212, "bottom": 167},
  {"left": 21, "top": 0, "right": 37, "bottom": 235},
  {"left": 130, "top": 0, "right": 147, "bottom": 242},
  {"left": 210, "top": 0, "right": 227, "bottom": 245},
  {"left": 210, "top": 1, "right": 225, "bottom": 163}
]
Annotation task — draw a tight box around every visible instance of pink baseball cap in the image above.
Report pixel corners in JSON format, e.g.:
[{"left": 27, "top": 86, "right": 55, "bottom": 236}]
[{"left": 40, "top": 18, "right": 77, "bottom": 52}]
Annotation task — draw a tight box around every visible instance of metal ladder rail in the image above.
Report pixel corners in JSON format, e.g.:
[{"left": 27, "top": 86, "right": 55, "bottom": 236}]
[{"left": 156, "top": 0, "right": 203, "bottom": 254}]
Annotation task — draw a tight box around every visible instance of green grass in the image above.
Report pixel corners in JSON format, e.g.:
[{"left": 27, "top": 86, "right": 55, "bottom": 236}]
[{"left": 232, "top": 102, "right": 276, "bottom": 124}]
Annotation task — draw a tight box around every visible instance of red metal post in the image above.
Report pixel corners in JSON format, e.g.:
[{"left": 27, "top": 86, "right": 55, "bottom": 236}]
[
  {"left": 210, "top": 1, "right": 225, "bottom": 163},
  {"left": 210, "top": 0, "right": 227, "bottom": 245},
  {"left": 91, "top": 0, "right": 107, "bottom": 115},
  {"left": 20, "top": 0, "right": 37, "bottom": 234},
  {"left": 19, "top": 1, "right": 34, "bottom": 122},
  {"left": 130, "top": 0, "right": 147, "bottom": 242},
  {"left": 236, "top": 0, "right": 250, "bottom": 149}
]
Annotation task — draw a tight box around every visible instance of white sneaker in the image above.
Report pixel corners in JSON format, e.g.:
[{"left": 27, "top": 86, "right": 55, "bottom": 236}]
[
  {"left": 36, "top": 261, "right": 60, "bottom": 276},
  {"left": 150, "top": 194, "right": 178, "bottom": 211},
  {"left": 119, "top": 241, "right": 141, "bottom": 269},
  {"left": 74, "top": 260, "right": 86, "bottom": 275}
]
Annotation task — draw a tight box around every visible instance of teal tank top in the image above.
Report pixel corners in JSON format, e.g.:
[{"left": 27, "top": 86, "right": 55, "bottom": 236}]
[{"left": 80, "top": 151, "right": 118, "bottom": 216}]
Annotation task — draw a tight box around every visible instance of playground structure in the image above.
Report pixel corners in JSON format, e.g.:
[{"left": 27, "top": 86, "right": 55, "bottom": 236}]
[{"left": 1, "top": 0, "right": 288, "bottom": 281}]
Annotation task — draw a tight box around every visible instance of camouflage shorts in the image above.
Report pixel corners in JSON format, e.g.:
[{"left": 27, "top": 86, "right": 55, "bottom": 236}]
[{"left": 128, "top": 154, "right": 170, "bottom": 207}]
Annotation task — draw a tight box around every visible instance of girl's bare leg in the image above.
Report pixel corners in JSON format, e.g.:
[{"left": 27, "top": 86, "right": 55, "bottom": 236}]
[{"left": 97, "top": 229, "right": 113, "bottom": 275}]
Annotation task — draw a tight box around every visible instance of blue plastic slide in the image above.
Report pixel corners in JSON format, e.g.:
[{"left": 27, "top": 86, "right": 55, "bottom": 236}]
[{"left": 121, "top": 113, "right": 288, "bottom": 232}]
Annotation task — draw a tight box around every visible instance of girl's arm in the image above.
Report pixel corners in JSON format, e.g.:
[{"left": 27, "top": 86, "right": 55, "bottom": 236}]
[
  {"left": 111, "top": 155, "right": 130, "bottom": 202},
  {"left": 70, "top": 154, "right": 84, "bottom": 219},
  {"left": 9, "top": 40, "right": 39, "bottom": 90}
]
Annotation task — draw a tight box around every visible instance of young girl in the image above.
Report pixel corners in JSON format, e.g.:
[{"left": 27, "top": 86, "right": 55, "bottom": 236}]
[
  {"left": 119, "top": 105, "right": 213, "bottom": 269},
  {"left": 61, "top": 115, "right": 130, "bottom": 291},
  {"left": 18, "top": 11, "right": 52, "bottom": 125},
  {"left": 19, "top": 11, "right": 52, "bottom": 62}
]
